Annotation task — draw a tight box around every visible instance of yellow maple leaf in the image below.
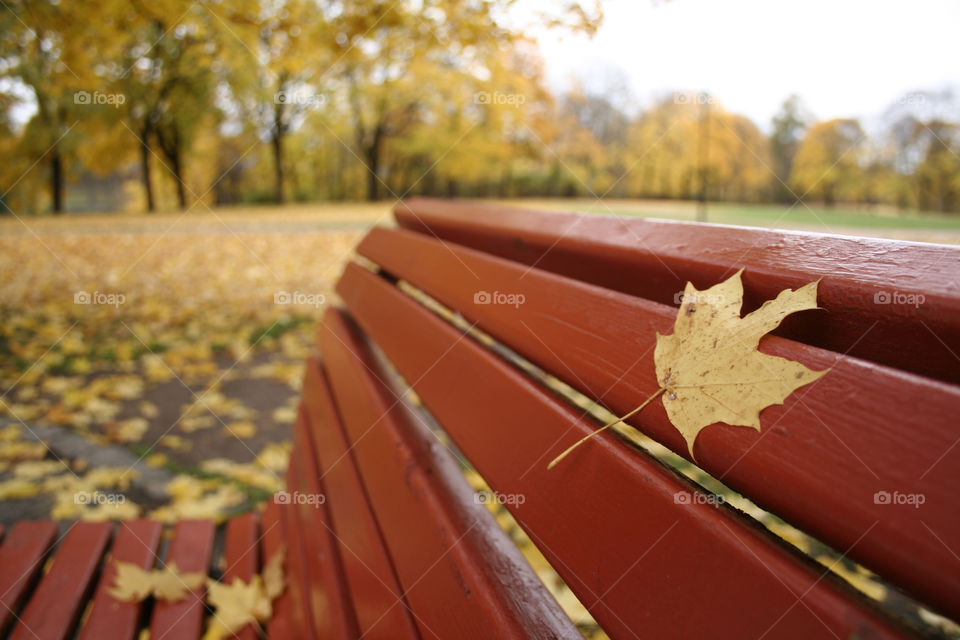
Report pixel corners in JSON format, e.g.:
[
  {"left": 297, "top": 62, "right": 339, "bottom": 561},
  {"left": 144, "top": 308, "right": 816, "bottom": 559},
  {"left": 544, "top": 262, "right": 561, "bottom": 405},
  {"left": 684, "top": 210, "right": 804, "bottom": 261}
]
[
  {"left": 203, "top": 576, "right": 272, "bottom": 640},
  {"left": 549, "top": 271, "right": 828, "bottom": 468},
  {"left": 654, "top": 270, "right": 827, "bottom": 456},
  {"left": 108, "top": 561, "right": 206, "bottom": 603},
  {"left": 262, "top": 547, "right": 286, "bottom": 600},
  {"left": 108, "top": 562, "right": 155, "bottom": 602}
]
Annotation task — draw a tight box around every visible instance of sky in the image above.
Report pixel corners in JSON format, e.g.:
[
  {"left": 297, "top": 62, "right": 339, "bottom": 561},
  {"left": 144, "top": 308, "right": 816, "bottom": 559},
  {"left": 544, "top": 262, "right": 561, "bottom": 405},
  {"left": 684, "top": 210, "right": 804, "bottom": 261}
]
[{"left": 531, "top": 0, "right": 960, "bottom": 131}]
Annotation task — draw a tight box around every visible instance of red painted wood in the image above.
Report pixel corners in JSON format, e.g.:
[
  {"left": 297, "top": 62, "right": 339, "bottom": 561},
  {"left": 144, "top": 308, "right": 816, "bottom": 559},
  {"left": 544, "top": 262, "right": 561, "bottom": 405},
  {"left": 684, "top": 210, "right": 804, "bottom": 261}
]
[
  {"left": 357, "top": 227, "right": 960, "bottom": 620},
  {"left": 261, "top": 501, "right": 296, "bottom": 640},
  {"left": 223, "top": 513, "right": 259, "bottom": 640},
  {"left": 319, "top": 308, "right": 607, "bottom": 639},
  {"left": 149, "top": 520, "right": 214, "bottom": 640},
  {"left": 0, "top": 520, "right": 58, "bottom": 636},
  {"left": 79, "top": 519, "right": 163, "bottom": 640},
  {"left": 395, "top": 198, "right": 960, "bottom": 384},
  {"left": 277, "top": 466, "right": 318, "bottom": 640},
  {"left": 11, "top": 521, "right": 112, "bottom": 640},
  {"left": 299, "top": 357, "right": 422, "bottom": 640},
  {"left": 335, "top": 264, "right": 917, "bottom": 639},
  {"left": 288, "top": 408, "right": 360, "bottom": 639}
]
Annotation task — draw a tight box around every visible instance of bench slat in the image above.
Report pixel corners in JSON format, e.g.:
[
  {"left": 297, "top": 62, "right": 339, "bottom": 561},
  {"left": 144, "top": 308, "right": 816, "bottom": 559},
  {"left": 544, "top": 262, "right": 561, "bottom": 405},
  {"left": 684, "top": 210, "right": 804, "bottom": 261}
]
[
  {"left": 223, "top": 513, "right": 260, "bottom": 640},
  {"left": 336, "top": 263, "right": 916, "bottom": 640},
  {"left": 395, "top": 198, "right": 960, "bottom": 384},
  {"left": 0, "top": 520, "right": 58, "bottom": 636},
  {"left": 277, "top": 467, "right": 319, "bottom": 640},
  {"left": 11, "top": 521, "right": 112, "bottom": 640},
  {"left": 358, "top": 226, "right": 960, "bottom": 619},
  {"left": 261, "top": 502, "right": 295, "bottom": 640},
  {"left": 319, "top": 308, "right": 583, "bottom": 640},
  {"left": 79, "top": 519, "right": 163, "bottom": 640},
  {"left": 289, "top": 408, "right": 360, "bottom": 638},
  {"left": 149, "top": 520, "right": 214, "bottom": 640},
  {"left": 299, "top": 357, "right": 422, "bottom": 640}
]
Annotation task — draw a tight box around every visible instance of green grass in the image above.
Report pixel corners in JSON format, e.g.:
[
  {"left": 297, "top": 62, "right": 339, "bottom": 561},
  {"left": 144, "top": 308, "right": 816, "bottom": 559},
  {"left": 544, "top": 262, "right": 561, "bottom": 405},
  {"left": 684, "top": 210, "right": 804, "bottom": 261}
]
[{"left": 504, "top": 198, "right": 960, "bottom": 239}]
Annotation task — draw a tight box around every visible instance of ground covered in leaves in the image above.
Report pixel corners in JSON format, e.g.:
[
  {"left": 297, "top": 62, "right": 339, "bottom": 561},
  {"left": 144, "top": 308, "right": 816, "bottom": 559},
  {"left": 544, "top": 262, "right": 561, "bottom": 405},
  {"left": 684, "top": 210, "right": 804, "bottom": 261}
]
[{"left": 0, "top": 204, "right": 382, "bottom": 524}]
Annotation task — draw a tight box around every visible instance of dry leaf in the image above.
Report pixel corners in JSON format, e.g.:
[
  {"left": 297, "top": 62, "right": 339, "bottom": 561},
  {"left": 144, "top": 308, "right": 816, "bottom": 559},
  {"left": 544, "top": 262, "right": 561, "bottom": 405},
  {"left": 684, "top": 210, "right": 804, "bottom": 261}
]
[
  {"left": 262, "top": 547, "right": 286, "bottom": 600},
  {"left": 108, "top": 561, "right": 206, "bottom": 603},
  {"left": 654, "top": 270, "right": 827, "bottom": 456},
  {"left": 549, "top": 270, "right": 828, "bottom": 468},
  {"left": 109, "top": 562, "right": 155, "bottom": 602},
  {"left": 202, "top": 546, "right": 286, "bottom": 638},
  {"left": 202, "top": 577, "right": 272, "bottom": 640},
  {"left": 225, "top": 420, "right": 257, "bottom": 439}
]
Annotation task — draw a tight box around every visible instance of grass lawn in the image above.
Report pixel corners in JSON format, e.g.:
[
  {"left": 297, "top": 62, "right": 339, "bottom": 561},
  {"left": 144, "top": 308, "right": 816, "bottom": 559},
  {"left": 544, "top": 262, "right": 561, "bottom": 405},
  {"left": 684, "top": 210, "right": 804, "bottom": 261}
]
[{"left": 504, "top": 198, "right": 960, "bottom": 243}]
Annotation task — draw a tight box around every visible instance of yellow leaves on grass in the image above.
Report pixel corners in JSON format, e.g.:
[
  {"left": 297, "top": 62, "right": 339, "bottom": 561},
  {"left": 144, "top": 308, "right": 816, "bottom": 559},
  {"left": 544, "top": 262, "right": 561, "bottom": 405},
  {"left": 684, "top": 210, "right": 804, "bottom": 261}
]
[
  {"left": 150, "top": 476, "right": 245, "bottom": 524},
  {"left": 549, "top": 271, "right": 827, "bottom": 467},
  {"left": 654, "top": 270, "right": 827, "bottom": 456},
  {"left": 109, "top": 562, "right": 206, "bottom": 602}
]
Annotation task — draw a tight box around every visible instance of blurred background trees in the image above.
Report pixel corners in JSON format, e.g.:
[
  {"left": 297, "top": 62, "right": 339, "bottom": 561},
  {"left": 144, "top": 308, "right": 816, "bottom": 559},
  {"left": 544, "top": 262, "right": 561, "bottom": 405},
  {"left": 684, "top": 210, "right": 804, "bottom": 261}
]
[{"left": 1, "top": 0, "right": 958, "bottom": 214}]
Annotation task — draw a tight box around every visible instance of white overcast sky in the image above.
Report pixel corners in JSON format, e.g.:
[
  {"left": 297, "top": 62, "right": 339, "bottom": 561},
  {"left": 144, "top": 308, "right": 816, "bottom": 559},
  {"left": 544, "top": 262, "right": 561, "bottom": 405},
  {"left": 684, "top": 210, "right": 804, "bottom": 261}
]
[{"left": 530, "top": 0, "right": 960, "bottom": 130}]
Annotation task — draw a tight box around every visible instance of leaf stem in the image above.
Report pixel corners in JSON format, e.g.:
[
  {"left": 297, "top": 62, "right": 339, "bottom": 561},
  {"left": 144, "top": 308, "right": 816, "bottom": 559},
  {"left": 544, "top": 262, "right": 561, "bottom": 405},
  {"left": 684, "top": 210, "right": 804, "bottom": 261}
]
[{"left": 547, "top": 387, "right": 666, "bottom": 470}]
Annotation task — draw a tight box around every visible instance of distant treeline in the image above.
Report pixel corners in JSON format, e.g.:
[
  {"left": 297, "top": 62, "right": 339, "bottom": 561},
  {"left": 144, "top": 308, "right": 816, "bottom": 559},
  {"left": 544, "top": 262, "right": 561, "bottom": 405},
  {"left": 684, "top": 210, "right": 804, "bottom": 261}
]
[{"left": 1, "top": 1, "right": 957, "bottom": 214}]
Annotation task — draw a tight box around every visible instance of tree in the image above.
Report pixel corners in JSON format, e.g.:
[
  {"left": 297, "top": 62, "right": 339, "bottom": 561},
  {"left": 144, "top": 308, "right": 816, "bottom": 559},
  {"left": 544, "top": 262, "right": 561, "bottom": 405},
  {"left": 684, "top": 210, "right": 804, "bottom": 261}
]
[
  {"left": 790, "top": 119, "right": 865, "bottom": 207},
  {"left": 770, "top": 94, "right": 811, "bottom": 202},
  {"left": 0, "top": 0, "right": 102, "bottom": 213},
  {"left": 325, "top": 0, "right": 600, "bottom": 201}
]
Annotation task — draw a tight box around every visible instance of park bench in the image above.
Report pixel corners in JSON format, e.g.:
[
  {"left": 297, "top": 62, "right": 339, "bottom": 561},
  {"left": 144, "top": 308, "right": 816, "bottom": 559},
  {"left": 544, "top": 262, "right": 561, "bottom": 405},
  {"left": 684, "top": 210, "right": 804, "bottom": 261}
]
[{"left": 0, "top": 198, "right": 958, "bottom": 639}]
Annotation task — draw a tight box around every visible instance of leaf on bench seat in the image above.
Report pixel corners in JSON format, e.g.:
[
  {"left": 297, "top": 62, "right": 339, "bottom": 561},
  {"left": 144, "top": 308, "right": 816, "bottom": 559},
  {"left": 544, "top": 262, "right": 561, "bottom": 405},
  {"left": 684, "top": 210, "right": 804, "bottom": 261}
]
[
  {"left": 262, "top": 546, "right": 286, "bottom": 600},
  {"left": 202, "top": 546, "right": 287, "bottom": 640},
  {"left": 655, "top": 270, "right": 828, "bottom": 457},
  {"left": 550, "top": 270, "right": 827, "bottom": 467},
  {"left": 108, "top": 561, "right": 205, "bottom": 602},
  {"left": 203, "top": 576, "right": 272, "bottom": 640}
]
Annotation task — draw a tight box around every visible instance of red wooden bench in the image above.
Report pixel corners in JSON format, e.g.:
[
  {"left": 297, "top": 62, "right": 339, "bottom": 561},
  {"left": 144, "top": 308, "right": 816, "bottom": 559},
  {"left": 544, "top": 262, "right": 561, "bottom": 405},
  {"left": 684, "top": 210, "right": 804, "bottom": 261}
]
[{"left": 1, "top": 198, "right": 957, "bottom": 639}]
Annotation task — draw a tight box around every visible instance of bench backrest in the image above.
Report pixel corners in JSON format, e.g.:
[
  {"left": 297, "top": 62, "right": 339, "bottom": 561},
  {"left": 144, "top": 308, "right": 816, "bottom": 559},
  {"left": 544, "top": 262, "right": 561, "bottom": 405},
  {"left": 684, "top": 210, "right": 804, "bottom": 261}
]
[{"left": 288, "top": 198, "right": 960, "bottom": 639}]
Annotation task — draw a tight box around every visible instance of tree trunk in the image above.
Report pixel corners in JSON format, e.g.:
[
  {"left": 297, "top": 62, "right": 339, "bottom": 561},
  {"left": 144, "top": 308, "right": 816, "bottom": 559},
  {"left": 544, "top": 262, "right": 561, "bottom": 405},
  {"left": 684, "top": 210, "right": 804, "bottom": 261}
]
[
  {"left": 50, "top": 148, "right": 64, "bottom": 214},
  {"left": 272, "top": 100, "right": 286, "bottom": 204},
  {"left": 272, "top": 131, "right": 285, "bottom": 204},
  {"left": 139, "top": 125, "right": 155, "bottom": 213},
  {"left": 172, "top": 152, "right": 187, "bottom": 210},
  {"left": 158, "top": 127, "right": 188, "bottom": 210},
  {"left": 365, "top": 145, "right": 379, "bottom": 202},
  {"left": 365, "top": 125, "right": 384, "bottom": 202}
]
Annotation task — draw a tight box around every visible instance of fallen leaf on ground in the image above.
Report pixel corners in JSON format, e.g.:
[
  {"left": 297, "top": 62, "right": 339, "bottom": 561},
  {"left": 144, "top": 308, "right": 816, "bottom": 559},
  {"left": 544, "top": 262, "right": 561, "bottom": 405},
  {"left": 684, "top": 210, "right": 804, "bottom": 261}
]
[{"left": 225, "top": 420, "right": 257, "bottom": 439}]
